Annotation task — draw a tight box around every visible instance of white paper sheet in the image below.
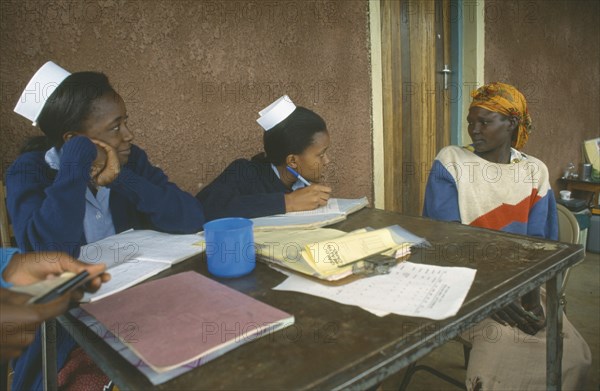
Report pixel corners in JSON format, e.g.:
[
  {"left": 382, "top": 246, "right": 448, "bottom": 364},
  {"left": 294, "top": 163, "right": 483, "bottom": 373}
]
[
  {"left": 273, "top": 262, "right": 476, "bottom": 320},
  {"left": 281, "top": 199, "right": 341, "bottom": 216},
  {"left": 82, "top": 260, "right": 170, "bottom": 302},
  {"left": 251, "top": 197, "right": 369, "bottom": 230},
  {"left": 79, "top": 230, "right": 204, "bottom": 267},
  {"left": 78, "top": 230, "right": 205, "bottom": 302}
]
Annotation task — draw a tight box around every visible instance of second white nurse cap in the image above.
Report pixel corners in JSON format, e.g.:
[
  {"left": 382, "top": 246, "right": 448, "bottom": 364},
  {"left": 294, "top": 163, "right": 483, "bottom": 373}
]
[
  {"left": 256, "top": 95, "right": 296, "bottom": 131},
  {"left": 14, "top": 61, "right": 71, "bottom": 126}
]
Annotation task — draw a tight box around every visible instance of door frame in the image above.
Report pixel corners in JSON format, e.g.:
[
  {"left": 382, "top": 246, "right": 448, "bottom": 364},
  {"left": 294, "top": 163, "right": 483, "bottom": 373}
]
[{"left": 370, "top": 0, "right": 485, "bottom": 210}]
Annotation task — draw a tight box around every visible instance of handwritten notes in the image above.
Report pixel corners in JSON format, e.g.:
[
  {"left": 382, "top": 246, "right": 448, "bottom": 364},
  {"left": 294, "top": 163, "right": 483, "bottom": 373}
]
[
  {"left": 273, "top": 262, "right": 476, "bottom": 320},
  {"left": 78, "top": 230, "right": 205, "bottom": 302},
  {"left": 282, "top": 198, "right": 341, "bottom": 216},
  {"left": 304, "top": 228, "right": 399, "bottom": 273},
  {"left": 251, "top": 197, "right": 369, "bottom": 230}
]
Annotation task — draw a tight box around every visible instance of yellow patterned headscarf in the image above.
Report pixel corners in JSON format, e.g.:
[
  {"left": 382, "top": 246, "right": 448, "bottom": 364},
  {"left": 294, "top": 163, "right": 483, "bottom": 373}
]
[{"left": 469, "top": 82, "right": 532, "bottom": 150}]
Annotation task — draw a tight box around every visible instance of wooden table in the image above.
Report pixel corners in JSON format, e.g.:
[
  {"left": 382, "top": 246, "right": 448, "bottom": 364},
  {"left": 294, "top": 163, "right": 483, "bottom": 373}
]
[
  {"left": 57, "top": 209, "right": 583, "bottom": 390},
  {"left": 561, "top": 177, "right": 600, "bottom": 206}
]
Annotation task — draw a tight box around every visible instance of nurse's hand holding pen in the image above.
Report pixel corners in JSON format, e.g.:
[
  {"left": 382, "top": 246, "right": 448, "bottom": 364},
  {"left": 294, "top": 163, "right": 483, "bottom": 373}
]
[
  {"left": 284, "top": 166, "right": 331, "bottom": 212},
  {"left": 285, "top": 184, "right": 332, "bottom": 212}
]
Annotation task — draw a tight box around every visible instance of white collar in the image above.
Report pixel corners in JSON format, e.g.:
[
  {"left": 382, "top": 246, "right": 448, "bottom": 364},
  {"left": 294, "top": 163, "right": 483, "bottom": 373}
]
[
  {"left": 270, "top": 164, "right": 306, "bottom": 191},
  {"left": 44, "top": 147, "right": 61, "bottom": 170}
]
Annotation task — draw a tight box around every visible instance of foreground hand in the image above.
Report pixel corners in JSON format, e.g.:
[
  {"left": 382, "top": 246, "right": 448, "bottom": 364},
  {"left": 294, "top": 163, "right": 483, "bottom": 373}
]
[
  {"left": 284, "top": 184, "right": 332, "bottom": 212},
  {"left": 492, "top": 300, "right": 546, "bottom": 335},
  {"left": 90, "top": 139, "right": 120, "bottom": 186},
  {"left": 2, "top": 252, "right": 110, "bottom": 293},
  {"left": 0, "top": 289, "right": 73, "bottom": 362}
]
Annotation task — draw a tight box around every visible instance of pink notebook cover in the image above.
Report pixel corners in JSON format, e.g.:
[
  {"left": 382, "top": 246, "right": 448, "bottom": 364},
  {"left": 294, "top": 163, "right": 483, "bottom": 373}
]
[{"left": 81, "top": 271, "right": 294, "bottom": 372}]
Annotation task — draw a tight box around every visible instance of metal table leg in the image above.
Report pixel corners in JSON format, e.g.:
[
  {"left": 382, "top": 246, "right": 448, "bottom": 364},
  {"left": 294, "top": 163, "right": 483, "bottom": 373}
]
[
  {"left": 42, "top": 319, "right": 57, "bottom": 391},
  {"left": 546, "top": 272, "right": 564, "bottom": 391}
]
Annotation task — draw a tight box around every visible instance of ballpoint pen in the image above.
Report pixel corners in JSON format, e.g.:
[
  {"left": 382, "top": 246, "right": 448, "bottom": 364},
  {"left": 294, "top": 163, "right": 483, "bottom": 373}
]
[{"left": 286, "top": 166, "right": 311, "bottom": 186}]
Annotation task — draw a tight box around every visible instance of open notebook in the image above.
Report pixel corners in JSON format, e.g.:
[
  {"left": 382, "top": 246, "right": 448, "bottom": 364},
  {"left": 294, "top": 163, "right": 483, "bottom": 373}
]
[
  {"left": 251, "top": 197, "right": 369, "bottom": 230},
  {"left": 78, "top": 230, "right": 204, "bottom": 302},
  {"left": 81, "top": 271, "right": 294, "bottom": 374}
]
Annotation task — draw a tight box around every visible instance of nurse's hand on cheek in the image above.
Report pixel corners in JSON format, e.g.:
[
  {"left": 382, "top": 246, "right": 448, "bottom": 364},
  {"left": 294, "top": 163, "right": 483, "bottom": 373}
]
[
  {"left": 284, "top": 184, "right": 332, "bottom": 212},
  {"left": 90, "top": 146, "right": 107, "bottom": 185},
  {"left": 90, "top": 139, "right": 120, "bottom": 186}
]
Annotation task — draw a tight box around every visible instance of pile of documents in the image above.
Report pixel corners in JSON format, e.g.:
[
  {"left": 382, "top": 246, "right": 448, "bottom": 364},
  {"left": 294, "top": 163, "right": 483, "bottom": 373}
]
[
  {"left": 256, "top": 225, "right": 477, "bottom": 320},
  {"left": 254, "top": 224, "right": 425, "bottom": 281}
]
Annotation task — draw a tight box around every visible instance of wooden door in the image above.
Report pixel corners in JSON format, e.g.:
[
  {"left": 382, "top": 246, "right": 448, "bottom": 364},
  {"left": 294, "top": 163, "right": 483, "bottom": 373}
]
[{"left": 380, "top": 0, "right": 452, "bottom": 215}]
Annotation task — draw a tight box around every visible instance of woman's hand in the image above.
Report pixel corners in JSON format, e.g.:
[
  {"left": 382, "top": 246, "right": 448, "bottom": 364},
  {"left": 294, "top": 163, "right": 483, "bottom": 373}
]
[
  {"left": 284, "top": 184, "right": 332, "bottom": 212},
  {"left": 90, "top": 146, "right": 107, "bottom": 185},
  {"left": 0, "top": 288, "right": 73, "bottom": 362},
  {"left": 90, "top": 139, "right": 120, "bottom": 186},
  {"left": 492, "top": 292, "right": 546, "bottom": 336},
  {"left": 2, "top": 252, "right": 110, "bottom": 294}
]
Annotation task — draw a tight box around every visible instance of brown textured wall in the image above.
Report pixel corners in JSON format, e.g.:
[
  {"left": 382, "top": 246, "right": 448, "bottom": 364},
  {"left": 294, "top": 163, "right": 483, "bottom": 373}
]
[
  {"left": 484, "top": 0, "right": 599, "bottom": 193},
  {"left": 0, "top": 0, "right": 372, "bottom": 200}
]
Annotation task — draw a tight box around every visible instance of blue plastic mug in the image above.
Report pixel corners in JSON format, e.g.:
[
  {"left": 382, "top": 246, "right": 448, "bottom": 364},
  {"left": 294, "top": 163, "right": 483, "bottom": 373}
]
[{"left": 203, "top": 217, "right": 256, "bottom": 278}]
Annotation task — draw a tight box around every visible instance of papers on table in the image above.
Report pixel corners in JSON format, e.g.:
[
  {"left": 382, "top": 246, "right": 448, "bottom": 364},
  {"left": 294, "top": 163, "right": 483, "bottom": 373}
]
[
  {"left": 283, "top": 198, "right": 342, "bottom": 216},
  {"left": 255, "top": 224, "right": 427, "bottom": 281},
  {"left": 79, "top": 230, "right": 205, "bottom": 302},
  {"left": 273, "top": 261, "right": 476, "bottom": 320},
  {"left": 251, "top": 197, "right": 369, "bottom": 230},
  {"left": 79, "top": 229, "right": 205, "bottom": 268}
]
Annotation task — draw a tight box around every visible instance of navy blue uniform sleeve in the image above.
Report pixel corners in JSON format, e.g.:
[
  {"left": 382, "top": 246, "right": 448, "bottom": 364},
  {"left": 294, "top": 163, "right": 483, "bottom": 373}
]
[
  {"left": 0, "top": 247, "right": 19, "bottom": 288},
  {"left": 6, "top": 137, "right": 96, "bottom": 256},
  {"left": 422, "top": 159, "right": 461, "bottom": 222},
  {"left": 196, "top": 159, "right": 286, "bottom": 221},
  {"left": 108, "top": 145, "right": 205, "bottom": 233}
]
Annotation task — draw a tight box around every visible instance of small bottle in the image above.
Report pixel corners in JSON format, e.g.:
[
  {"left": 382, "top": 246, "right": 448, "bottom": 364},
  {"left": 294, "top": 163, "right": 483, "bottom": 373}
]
[{"left": 563, "top": 162, "right": 576, "bottom": 179}]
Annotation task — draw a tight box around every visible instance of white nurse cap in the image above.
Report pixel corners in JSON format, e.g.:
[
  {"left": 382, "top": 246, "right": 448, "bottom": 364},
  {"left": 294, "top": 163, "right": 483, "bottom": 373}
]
[
  {"left": 14, "top": 61, "right": 71, "bottom": 126},
  {"left": 256, "top": 95, "right": 296, "bottom": 131}
]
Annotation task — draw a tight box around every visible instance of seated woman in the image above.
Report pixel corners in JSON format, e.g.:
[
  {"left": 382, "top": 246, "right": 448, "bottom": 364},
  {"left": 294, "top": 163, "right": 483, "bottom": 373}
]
[
  {"left": 196, "top": 95, "right": 332, "bottom": 221},
  {"left": 423, "top": 82, "right": 591, "bottom": 390},
  {"left": 6, "top": 61, "right": 205, "bottom": 390}
]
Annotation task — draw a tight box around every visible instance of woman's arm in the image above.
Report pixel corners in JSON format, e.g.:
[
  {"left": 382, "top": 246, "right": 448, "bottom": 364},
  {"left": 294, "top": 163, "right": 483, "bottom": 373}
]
[
  {"left": 6, "top": 137, "right": 97, "bottom": 256},
  {"left": 108, "top": 145, "right": 205, "bottom": 233},
  {"left": 422, "top": 159, "right": 461, "bottom": 222},
  {"left": 196, "top": 159, "right": 287, "bottom": 221}
]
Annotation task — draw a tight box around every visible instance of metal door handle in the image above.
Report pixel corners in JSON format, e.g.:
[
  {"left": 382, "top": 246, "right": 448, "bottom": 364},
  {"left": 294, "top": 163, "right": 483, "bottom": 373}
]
[{"left": 440, "top": 65, "right": 451, "bottom": 90}]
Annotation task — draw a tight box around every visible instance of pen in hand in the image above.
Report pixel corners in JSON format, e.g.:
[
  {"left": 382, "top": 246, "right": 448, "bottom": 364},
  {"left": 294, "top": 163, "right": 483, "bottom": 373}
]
[{"left": 286, "top": 166, "right": 311, "bottom": 187}]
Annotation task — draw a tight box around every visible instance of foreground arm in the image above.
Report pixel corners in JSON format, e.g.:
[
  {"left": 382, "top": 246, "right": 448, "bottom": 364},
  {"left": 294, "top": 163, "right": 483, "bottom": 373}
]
[
  {"left": 0, "top": 249, "right": 109, "bottom": 362},
  {"left": 0, "top": 289, "right": 72, "bottom": 362},
  {"left": 1, "top": 250, "right": 109, "bottom": 290}
]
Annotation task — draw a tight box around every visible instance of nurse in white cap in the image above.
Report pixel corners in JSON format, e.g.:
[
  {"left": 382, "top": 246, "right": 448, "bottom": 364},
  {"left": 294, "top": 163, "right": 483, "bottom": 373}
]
[
  {"left": 196, "top": 95, "right": 332, "bottom": 221},
  {"left": 6, "top": 61, "right": 206, "bottom": 390}
]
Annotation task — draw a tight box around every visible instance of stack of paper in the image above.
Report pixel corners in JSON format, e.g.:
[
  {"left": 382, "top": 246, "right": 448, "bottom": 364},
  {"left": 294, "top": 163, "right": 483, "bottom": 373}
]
[
  {"left": 251, "top": 197, "right": 369, "bottom": 230},
  {"left": 254, "top": 224, "right": 426, "bottom": 281}
]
